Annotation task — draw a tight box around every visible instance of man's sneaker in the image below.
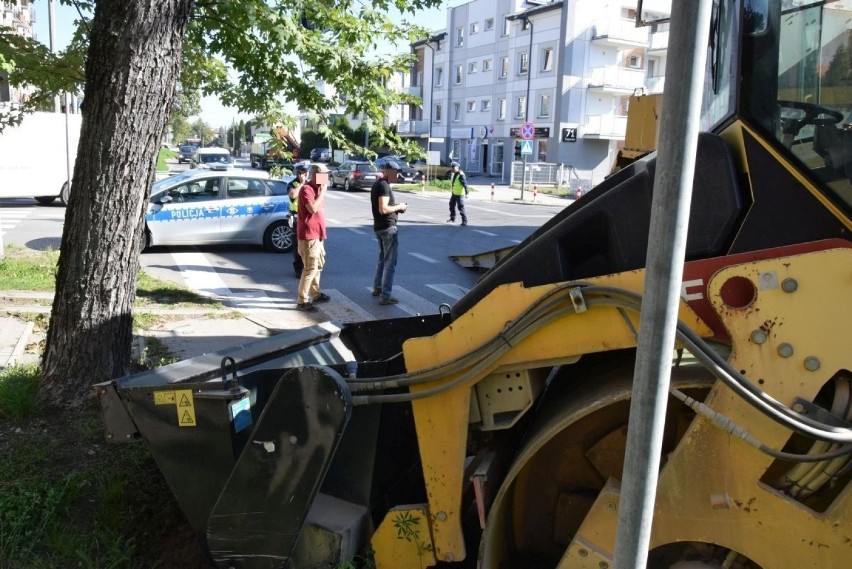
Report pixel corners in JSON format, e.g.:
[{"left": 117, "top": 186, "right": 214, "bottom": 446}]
[
  {"left": 313, "top": 293, "right": 331, "bottom": 303},
  {"left": 461, "top": 221, "right": 468, "bottom": 226},
  {"left": 371, "top": 288, "right": 381, "bottom": 297},
  {"left": 296, "top": 302, "right": 318, "bottom": 312},
  {"left": 379, "top": 297, "right": 399, "bottom": 305},
  {"left": 446, "top": 218, "right": 454, "bottom": 223}
]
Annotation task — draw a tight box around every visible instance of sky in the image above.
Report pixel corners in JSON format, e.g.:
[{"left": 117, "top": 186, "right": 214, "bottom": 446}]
[{"left": 31, "top": 0, "right": 456, "bottom": 127}]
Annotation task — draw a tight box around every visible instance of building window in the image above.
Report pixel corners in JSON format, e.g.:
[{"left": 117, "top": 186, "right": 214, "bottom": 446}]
[
  {"left": 515, "top": 96, "right": 526, "bottom": 119},
  {"left": 519, "top": 52, "right": 529, "bottom": 74},
  {"left": 503, "top": 16, "right": 511, "bottom": 36},
  {"left": 455, "top": 64, "right": 463, "bottom": 85},
  {"left": 500, "top": 56, "right": 509, "bottom": 78},
  {"left": 522, "top": 18, "right": 531, "bottom": 31},
  {"left": 468, "top": 61, "right": 478, "bottom": 74},
  {"left": 498, "top": 98, "right": 506, "bottom": 120},
  {"left": 485, "top": 18, "right": 494, "bottom": 31},
  {"left": 456, "top": 26, "right": 464, "bottom": 46},
  {"left": 467, "top": 100, "right": 476, "bottom": 112},
  {"left": 541, "top": 47, "right": 554, "bottom": 72},
  {"left": 453, "top": 102, "right": 461, "bottom": 121},
  {"left": 538, "top": 140, "right": 548, "bottom": 162},
  {"left": 481, "top": 99, "right": 491, "bottom": 112},
  {"left": 628, "top": 55, "right": 642, "bottom": 68},
  {"left": 470, "top": 22, "right": 479, "bottom": 35},
  {"left": 539, "top": 94, "right": 551, "bottom": 118},
  {"left": 483, "top": 59, "right": 493, "bottom": 72},
  {"left": 434, "top": 103, "right": 442, "bottom": 122},
  {"left": 435, "top": 67, "right": 443, "bottom": 87}
]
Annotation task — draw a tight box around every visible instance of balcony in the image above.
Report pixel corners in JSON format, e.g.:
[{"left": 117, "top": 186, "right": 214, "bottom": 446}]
[
  {"left": 649, "top": 29, "right": 668, "bottom": 51},
  {"left": 406, "top": 85, "right": 422, "bottom": 98},
  {"left": 646, "top": 75, "right": 665, "bottom": 94},
  {"left": 587, "top": 66, "right": 646, "bottom": 93},
  {"left": 591, "top": 19, "right": 649, "bottom": 46},
  {"left": 396, "top": 120, "right": 430, "bottom": 136},
  {"left": 583, "top": 114, "right": 627, "bottom": 140}
]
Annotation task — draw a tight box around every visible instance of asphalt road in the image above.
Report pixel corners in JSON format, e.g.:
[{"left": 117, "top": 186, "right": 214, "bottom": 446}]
[{"left": 0, "top": 160, "right": 563, "bottom": 322}]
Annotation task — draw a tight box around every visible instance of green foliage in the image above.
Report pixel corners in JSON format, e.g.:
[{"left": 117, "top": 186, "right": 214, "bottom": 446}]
[{"left": 0, "top": 364, "right": 41, "bottom": 419}]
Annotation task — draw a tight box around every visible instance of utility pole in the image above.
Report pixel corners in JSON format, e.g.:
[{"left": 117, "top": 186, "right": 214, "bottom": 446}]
[{"left": 48, "top": 0, "right": 59, "bottom": 113}]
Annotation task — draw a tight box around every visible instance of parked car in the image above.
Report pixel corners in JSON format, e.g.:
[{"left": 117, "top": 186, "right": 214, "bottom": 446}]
[
  {"left": 309, "top": 147, "right": 332, "bottom": 162},
  {"left": 177, "top": 145, "right": 197, "bottom": 164},
  {"left": 412, "top": 158, "right": 454, "bottom": 179},
  {"left": 143, "top": 169, "right": 295, "bottom": 253},
  {"left": 191, "top": 147, "right": 234, "bottom": 171},
  {"left": 374, "top": 156, "right": 423, "bottom": 183},
  {"left": 329, "top": 161, "right": 379, "bottom": 191}
]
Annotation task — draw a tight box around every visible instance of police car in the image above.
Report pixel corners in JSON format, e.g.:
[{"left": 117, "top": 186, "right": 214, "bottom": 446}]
[{"left": 143, "top": 169, "right": 296, "bottom": 253}]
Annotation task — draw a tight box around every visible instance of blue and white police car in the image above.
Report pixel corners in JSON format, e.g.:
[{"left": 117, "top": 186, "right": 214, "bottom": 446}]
[{"left": 144, "top": 169, "right": 296, "bottom": 253}]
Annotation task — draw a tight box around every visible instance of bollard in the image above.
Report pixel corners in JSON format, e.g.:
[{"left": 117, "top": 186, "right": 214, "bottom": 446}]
[
  {"left": 490, "top": 183, "right": 495, "bottom": 201},
  {"left": 421, "top": 177, "right": 426, "bottom": 192},
  {"left": 576, "top": 187, "right": 583, "bottom": 199},
  {"left": 533, "top": 185, "right": 537, "bottom": 203}
]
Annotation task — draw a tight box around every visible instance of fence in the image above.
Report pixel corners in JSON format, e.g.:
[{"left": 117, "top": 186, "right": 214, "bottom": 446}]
[{"left": 509, "top": 162, "right": 592, "bottom": 197}]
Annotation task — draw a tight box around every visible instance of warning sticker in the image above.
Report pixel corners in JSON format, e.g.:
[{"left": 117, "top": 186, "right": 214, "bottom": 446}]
[{"left": 152, "top": 389, "right": 196, "bottom": 427}]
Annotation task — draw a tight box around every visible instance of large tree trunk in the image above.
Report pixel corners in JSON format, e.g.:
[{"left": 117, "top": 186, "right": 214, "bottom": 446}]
[{"left": 41, "top": 0, "right": 193, "bottom": 407}]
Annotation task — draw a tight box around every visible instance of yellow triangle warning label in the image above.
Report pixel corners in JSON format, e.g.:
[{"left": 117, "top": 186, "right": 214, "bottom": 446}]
[
  {"left": 180, "top": 409, "right": 196, "bottom": 426},
  {"left": 174, "top": 390, "right": 196, "bottom": 427}
]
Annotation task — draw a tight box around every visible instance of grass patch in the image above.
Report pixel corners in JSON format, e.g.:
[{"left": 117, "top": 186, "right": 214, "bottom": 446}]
[
  {"left": 136, "top": 272, "right": 221, "bottom": 308},
  {"left": 0, "top": 247, "right": 58, "bottom": 291},
  {"left": 0, "top": 364, "right": 40, "bottom": 419},
  {"left": 157, "top": 148, "right": 175, "bottom": 172}
]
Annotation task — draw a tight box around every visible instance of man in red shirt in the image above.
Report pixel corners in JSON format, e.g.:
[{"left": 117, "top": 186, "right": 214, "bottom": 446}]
[{"left": 296, "top": 165, "right": 330, "bottom": 312}]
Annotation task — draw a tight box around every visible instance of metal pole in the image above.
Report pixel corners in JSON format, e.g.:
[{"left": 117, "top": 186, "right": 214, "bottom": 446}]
[
  {"left": 64, "top": 91, "right": 72, "bottom": 196},
  {"left": 48, "top": 0, "right": 60, "bottom": 113},
  {"left": 613, "top": 1, "right": 713, "bottom": 568}
]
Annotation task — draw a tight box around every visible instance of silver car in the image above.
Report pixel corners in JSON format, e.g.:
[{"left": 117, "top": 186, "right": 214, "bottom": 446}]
[{"left": 144, "top": 169, "right": 295, "bottom": 253}]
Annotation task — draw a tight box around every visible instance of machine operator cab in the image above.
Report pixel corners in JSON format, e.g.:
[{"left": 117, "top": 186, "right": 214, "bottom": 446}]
[{"left": 638, "top": 0, "right": 852, "bottom": 216}]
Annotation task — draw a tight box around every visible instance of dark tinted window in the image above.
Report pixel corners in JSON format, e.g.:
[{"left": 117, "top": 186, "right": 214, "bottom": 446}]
[{"left": 268, "top": 180, "right": 291, "bottom": 196}]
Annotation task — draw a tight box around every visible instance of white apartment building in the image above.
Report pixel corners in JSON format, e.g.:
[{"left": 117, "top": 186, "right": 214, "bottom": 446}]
[
  {"left": 402, "top": 0, "right": 668, "bottom": 186},
  {"left": 1, "top": 0, "right": 35, "bottom": 104}
]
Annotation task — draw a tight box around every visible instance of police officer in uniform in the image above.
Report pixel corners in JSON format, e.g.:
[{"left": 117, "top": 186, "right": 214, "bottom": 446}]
[
  {"left": 447, "top": 161, "right": 469, "bottom": 226},
  {"left": 288, "top": 163, "right": 309, "bottom": 276}
]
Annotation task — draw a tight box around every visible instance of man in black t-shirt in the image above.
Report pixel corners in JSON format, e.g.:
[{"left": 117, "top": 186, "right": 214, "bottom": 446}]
[{"left": 370, "top": 160, "right": 408, "bottom": 305}]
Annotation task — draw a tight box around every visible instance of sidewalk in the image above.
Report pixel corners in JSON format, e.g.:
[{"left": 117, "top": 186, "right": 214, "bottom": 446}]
[
  {"left": 0, "top": 291, "right": 321, "bottom": 369},
  {"left": 403, "top": 176, "right": 573, "bottom": 208}
]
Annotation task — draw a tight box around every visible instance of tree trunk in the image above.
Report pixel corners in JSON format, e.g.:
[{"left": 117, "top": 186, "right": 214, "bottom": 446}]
[{"left": 41, "top": 0, "right": 193, "bottom": 408}]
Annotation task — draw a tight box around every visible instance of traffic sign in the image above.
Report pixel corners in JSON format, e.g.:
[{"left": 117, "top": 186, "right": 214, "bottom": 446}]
[
  {"left": 520, "top": 121, "right": 535, "bottom": 140},
  {"left": 520, "top": 140, "right": 534, "bottom": 155}
]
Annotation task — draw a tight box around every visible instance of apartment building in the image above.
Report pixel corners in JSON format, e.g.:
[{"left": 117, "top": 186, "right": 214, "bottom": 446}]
[
  {"left": 1, "top": 0, "right": 35, "bottom": 104},
  {"left": 402, "top": 0, "right": 667, "bottom": 186}
]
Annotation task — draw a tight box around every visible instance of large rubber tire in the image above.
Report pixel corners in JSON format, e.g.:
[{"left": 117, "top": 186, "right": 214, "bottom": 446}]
[
  {"left": 140, "top": 228, "right": 151, "bottom": 253},
  {"left": 263, "top": 220, "right": 295, "bottom": 253},
  {"left": 343, "top": 178, "right": 352, "bottom": 192},
  {"left": 34, "top": 195, "right": 56, "bottom": 205}
]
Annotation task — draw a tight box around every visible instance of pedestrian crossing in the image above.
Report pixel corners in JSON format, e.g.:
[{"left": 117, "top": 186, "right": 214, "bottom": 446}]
[{"left": 0, "top": 208, "right": 31, "bottom": 237}]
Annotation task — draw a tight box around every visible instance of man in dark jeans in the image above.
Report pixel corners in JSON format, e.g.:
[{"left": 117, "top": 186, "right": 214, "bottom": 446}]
[{"left": 370, "top": 160, "right": 408, "bottom": 305}]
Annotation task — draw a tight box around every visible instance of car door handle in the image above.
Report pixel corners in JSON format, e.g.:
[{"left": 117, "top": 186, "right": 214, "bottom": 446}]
[
  {"left": 205, "top": 206, "right": 220, "bottom": 213},
  {"left": 260, "top": 203, "right": 275, "bottom": 211}
]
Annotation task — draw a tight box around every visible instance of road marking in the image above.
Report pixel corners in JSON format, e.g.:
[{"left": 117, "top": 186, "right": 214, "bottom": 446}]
[
  {"left": 324, "top": 192, "right": 345, "bottom": 200},
  {"left": 319, "top": 289, "right": 374, "bottom": 322},
  {"left": 510, "top": 239, "right": 523, "bottom": 244},
  {"left": 473, "top": 229, "right": 498, "bottom": 237},
  {"left": 346, "top": 227, "right": 368, "bottom": 235},
  {"left": 408, "top": 252, "right": 439, "bottom": 263},
  {"left": 0, "top": 208, "right": 30, "bottom": 236},
  {"left": 464, "top": 204, "right": 554, "bottom": 218},
  {"left": 377, "top": 286, "right": 444, "bottom": 316},
  {"left": 426, "top": 283, "right": 469, "bottom": 301},
  {"left": 172, "top": 250, "right": 233, "bottom": 298}
]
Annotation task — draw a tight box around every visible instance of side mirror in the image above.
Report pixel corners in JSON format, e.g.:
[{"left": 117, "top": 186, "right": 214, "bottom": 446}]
[{"left": 156, "top": 195, "right": 173, "bottom": 205}]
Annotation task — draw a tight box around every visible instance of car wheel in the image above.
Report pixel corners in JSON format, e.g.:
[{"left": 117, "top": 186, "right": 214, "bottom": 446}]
[
  {"left": 60, "top": 181, "right": 70, "bottom": 206},
  {"left": 343, "top": 178, "right": 351, "bottom": 192},
  {"left": 34, "top": 195, "right": 56, "bottom": 205},
  {"left": 264, "top": 220, "right": 295, "bottom": 253},
  {"left": 140, "top": 227, "right": 151, "bottom": 253}
]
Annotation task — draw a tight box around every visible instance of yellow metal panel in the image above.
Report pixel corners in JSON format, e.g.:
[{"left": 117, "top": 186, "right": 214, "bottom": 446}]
[
  {"left": 372, "top": 505, "right": 437, "bottom": 569},
  {"left": 402, "top": 272, "right": 713, "bottom": 562},
  {"left": 565, "top": 248, "right": 852, "bottom": 567}
]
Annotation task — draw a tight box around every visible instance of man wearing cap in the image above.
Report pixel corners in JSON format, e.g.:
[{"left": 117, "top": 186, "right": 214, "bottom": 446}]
[
  {"left": 447, "top": 161, "right": 469, "bottom": 226},
  {"left": 287, "top": 163, "right": 309, "bottom": 276},
  {"left": 295, "top": 164, "right": 331, "bottom": 312},
  {"left": 370, "top": 160, "right": 408, "bottom": 305}
]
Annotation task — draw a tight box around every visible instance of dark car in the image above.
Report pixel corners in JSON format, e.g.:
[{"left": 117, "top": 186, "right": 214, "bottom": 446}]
[
  {"left": 330, "top": 161, "right": 379, "bottom": 191},
  {"left": 309, "top": 147, "right": 331, "bottom": 162},
  {"left": 178, "top": 145, "right": 197, "bottom": 164},
  {"left": 374, "top": 156, "right": 423, "bottom": 183}
]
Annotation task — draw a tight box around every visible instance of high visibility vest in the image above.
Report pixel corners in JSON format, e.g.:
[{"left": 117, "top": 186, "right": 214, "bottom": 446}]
[
  {"left": 288, "top": 182, "right": 301, "bottom": 213},
  {"left": 450, "top": 171, "right": 467, "bottom": 196}
]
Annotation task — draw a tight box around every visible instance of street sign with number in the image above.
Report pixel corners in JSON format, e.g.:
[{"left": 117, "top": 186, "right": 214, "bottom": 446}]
[
  {"left": 520, "top": 121, "right": 535, "bottom": 140},
  {"left": 562, "top": 127, "right": 577, "bottom": 142}
]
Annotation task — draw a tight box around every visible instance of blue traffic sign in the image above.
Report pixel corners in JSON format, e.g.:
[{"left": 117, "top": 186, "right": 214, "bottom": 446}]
[
  {"left": 520, "top": 121, "right": 535, "bottom": 140},
  {"left": 520, "top": 140, "right": 534, "bottom": 155}
]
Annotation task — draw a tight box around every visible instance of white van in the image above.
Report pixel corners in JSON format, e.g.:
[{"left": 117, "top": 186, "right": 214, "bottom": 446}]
[{"left": 191, "top": 147, "right": 233, "bottom": 171}]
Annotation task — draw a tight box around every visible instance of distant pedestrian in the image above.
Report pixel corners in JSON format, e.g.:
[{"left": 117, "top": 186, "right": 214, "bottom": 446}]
[
  {"left": 370, "top": 159, "right": 408, "bottom": 305},
  {"left": 287, "top": 163, "right": 309, "bottom": 276},
  {"left": 295, "top": 164, "right": 331, "bottom": 312},
  {"left": 447, "top": 161, "right": 468, "bottom": 226}
]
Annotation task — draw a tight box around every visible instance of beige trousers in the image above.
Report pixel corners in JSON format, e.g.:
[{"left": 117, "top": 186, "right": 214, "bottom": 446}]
[{"left": 297, "top": 239, "right": 325, "bottom": 304}]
